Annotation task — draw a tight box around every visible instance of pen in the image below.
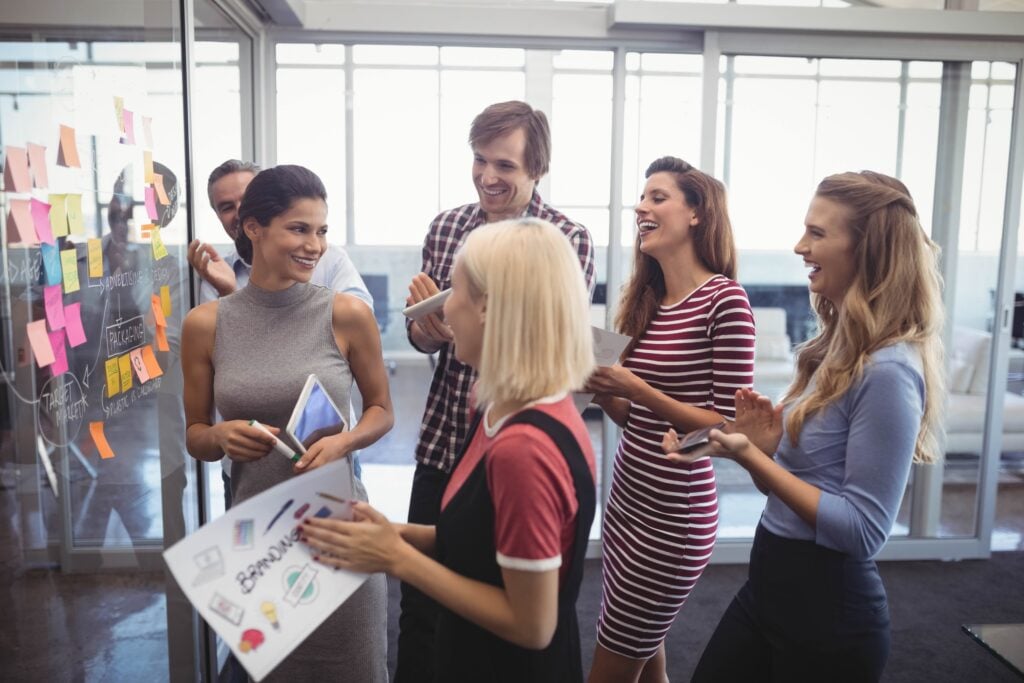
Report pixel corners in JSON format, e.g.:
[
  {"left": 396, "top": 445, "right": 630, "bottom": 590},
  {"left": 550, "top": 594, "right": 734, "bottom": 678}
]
[
  {"left": 249, "top": 419, "right": 300, "bottom": 463},
  {"left": 317, "top": 491, "right": 346, "bottom": 505}
]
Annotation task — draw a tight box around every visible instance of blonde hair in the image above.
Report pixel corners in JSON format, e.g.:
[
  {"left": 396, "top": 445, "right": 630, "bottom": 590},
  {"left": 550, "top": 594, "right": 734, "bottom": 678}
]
[
  {"left": 458, "top": 218, "right": 595, "bottom": 407},
  {"left": 784, "top": 171, "right": 945, "bottom": 464}
]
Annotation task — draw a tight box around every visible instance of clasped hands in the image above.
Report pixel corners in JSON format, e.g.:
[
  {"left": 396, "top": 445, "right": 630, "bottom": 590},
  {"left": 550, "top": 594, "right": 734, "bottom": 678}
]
[
  {"left": 216, "top": 419, "right": 357, "bottom": 473},
  {"left": 662, "top": 388, "right": 784, "bottom": 465}
]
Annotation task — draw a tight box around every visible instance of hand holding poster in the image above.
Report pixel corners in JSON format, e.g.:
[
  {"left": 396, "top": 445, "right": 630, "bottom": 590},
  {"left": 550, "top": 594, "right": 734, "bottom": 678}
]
[{"left": 163, "top": 457, "right": 365, "bottom": 681}]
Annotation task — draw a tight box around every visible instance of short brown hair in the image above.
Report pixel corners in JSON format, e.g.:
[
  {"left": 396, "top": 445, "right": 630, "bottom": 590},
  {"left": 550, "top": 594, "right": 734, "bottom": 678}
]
[{"left": 468, "top": 101, "right": 551, "bottom": 179}]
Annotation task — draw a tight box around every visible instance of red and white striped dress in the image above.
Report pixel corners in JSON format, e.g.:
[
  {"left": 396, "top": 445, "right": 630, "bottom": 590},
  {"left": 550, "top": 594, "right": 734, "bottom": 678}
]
[{"left": 596, "top": 274, "right": 756, "bottom": 659}]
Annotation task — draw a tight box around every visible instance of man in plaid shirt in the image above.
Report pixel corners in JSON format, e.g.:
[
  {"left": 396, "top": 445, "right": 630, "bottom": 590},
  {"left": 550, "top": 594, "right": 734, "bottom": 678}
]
[{"left": 397, "top": 100, "right": 596, "bottom": 681}]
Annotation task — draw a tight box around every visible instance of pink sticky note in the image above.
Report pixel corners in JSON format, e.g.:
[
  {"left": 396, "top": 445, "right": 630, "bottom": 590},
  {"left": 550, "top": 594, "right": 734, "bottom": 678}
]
[
  {"left": 48, "top": 328, "right": 67, "bottom": 376},
  {"left": 26, "top": 320, "right": 55, "bottom": 367},
  {"left": 43, "top": 284, "right": 65, "bottom": 330},
  {"left": 30, "top": 198, "right": 55, "bottom": 245},
  {"left": 144, "top": 186, "right": 158, "bottom": 220},
  {"left": 27, "top": 143, "right": 49, "bottom": 189},
  {"left": 129, "top": 348, "right": 150, "bottom": 383},
  {"left": 3, "top": 146, "right": 31, "bottom": 193},
  {"left": 63, "top": 302, "right": 87, "bottom": 347},
  {"left": 7, "top": 199, "right": 38, "bottom": 244},
  {"left": 121, "top": 109, "right": 136, "bottom": 145}
]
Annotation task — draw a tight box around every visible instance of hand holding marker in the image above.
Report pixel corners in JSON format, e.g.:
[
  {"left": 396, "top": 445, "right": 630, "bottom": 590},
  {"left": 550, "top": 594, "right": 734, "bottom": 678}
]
[{"left": 249, "top": 419, "right": 299, "bottom": 462}]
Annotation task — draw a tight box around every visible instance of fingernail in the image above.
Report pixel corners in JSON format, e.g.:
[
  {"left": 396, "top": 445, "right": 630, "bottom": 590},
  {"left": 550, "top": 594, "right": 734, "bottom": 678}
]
[{"left": 313, "top": 555, "right": 320, "bottom": 562}]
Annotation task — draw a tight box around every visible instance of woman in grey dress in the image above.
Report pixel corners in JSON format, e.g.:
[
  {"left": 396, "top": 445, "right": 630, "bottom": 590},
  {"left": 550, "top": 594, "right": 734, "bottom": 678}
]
[{"left": 182, "top": 164, "right": 393, "bottom": 682}]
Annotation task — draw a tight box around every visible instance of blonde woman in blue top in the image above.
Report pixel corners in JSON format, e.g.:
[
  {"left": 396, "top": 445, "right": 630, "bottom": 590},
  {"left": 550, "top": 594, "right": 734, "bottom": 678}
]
[{"left": 665, "top": 171, "right": 945, "bottom": 682}]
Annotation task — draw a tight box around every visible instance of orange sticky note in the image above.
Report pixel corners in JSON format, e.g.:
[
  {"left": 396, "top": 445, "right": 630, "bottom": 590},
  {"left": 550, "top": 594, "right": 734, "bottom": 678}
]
[
  {"left": 7, "top": 199, "right": 38, "bottom": 244},
  {"left": 26, "top": 320, "right": 55, "bottom": 367},
  {"left": 105, "top": 358, "right": 121, "bottom": 398},
  {"left": 154, "top": 325, "right": 169, "bottom": 352},
  {"left": 143, "top": 150, "right": 154, "bottom": 183},
  {"left": 153, "top": 174, "right": 170, "bottom": 205},
  {"left": 3, "top": 146, "right": 31, "bottom": 192},
  {"left": 57, "top": 125, "right": 81, "bottom": 168},
  {"left": 118, "top": 354, "right": 133, "bottom": 391},
  {"left": 151, "top": 295, "right": 167, "bottom": 328},
  {"left": 141, "top": 345, "right": 163, "bottom": 379},
  {"left": 27, "top": 143, "right": 49, "bottom": 189},
  {"left": 140, "top": 223, "right": 154, "bottom": 239},
  {"left": 89, "top": 422, "right": 116, "bottom": 460},
  {"left": 160, "top": 285, "right": 172, "bottom": 317},
  {"left": 129, "top": 348, "right": 150, "bottom": 383}
]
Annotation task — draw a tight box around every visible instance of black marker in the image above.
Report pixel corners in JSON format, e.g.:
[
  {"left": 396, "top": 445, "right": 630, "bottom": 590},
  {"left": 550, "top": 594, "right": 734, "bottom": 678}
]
[{"left": 264, "top": 499, "right": 294, "bottom": 535}]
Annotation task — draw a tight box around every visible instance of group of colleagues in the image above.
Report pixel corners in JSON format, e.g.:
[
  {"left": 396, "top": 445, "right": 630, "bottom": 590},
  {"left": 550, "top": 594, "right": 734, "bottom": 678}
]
[{"left": 180, "top": 100, "right": 945, "bottom": 683}]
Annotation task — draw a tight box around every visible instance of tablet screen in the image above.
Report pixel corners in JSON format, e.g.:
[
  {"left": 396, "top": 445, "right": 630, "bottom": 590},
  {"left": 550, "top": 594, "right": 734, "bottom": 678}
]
[{"left": 290, "top": 379, "right": 347, "bottom": 452}]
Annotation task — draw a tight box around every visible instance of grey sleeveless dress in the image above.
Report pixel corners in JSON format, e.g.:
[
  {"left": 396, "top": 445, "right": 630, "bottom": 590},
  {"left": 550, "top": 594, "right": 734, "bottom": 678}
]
[{"left": 213, "top": 280, "right": 388, "bottom": 683}]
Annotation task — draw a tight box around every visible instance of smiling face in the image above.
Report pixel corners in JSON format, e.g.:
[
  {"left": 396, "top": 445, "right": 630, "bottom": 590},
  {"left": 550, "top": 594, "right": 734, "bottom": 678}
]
[
  {"left": 209, "top": 170, "right": 255, "bottom": 240},
  {"left": 472, "top": 127, "right": 537, "bottom": 222},
  {"left": 443, "top": 259, "right": 487, "bottom": 369},
  {"left": 634, "top": 171, "right": 700, "bottom": 258},
  {"left": 795, "top": 195, "right": 857, "bottom": 307},
  {"left": 244, "top": 197, "right": 327, "bottom": 287}
]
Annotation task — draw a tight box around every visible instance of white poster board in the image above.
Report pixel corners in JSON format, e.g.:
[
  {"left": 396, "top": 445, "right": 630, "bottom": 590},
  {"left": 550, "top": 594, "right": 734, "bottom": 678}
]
[
  {"left": 573, "top": 326, "right": 632, "bottom": 412},
  {"left": 163, "top": 458, "right": 367, "bottom": 681}
]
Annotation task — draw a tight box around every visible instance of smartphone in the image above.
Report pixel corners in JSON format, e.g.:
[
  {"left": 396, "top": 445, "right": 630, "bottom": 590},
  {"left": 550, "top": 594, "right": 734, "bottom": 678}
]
[
  {"left": 672, "top": 422, "right": 727, "bottom": 453},
  {"left": 402, "top": 288, "right": 452, "bottom": 321}
]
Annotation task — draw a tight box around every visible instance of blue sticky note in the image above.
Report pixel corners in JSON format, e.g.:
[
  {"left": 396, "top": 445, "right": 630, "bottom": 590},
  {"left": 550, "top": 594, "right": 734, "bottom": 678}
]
[{"left": 41, "top": 243, "right": 62, "bottom": 286}]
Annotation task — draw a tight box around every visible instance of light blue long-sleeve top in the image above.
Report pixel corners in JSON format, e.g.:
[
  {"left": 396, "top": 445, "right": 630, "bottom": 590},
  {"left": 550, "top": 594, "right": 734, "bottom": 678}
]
[{"left": 761, "top": 342, "right": 925, "bottom": 560}]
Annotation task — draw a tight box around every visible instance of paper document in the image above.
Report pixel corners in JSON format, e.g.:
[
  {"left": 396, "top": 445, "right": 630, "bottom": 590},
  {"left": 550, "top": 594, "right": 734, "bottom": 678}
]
[
  {"left": 164, "top": 458, "right": 367, "bottom": 681},
  {"left": 573, "top": 326, "right": 632, "bottom": 413}
]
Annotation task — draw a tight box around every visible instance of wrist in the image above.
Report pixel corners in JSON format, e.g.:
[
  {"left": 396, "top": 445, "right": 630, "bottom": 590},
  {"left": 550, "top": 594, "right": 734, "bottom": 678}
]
[
  {"left": 215, "top": 281, "right": 237, "bottom": 297},
  {"left": 390, "top": 537, "right": 419, "bottom": 580}
]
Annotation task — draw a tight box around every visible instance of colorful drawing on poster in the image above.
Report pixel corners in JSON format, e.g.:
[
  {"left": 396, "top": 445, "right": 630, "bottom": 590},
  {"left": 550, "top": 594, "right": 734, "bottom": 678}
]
[
  {"left": 316, "top": 491, "right": 346, "bottom": 505},
  {"left": 57, "top": 125, "right": 81, "bottom": 168},
  {"left": 105, "top": 357, "right": 121, "bottom": 398},
  {"left": 30, "top": 198, "right": 54, "bottom": 245},
  {"left": 27, "top": 143, "right": 49, "bottom": 189},
  {"left": 47, "top": 328, "right": 67, "bottom": 376},
  {"left": 264, "top": 499, "right": 294, "bottom": 535},
  {"left": 313, "top": 505, "right": 332, "bottom": 519},
  {"left": 209, "top": 592, "right": 245, "bottom": 626},
  {"left": 238, "top": 629, "right": 265, "bottom": 654},
  {"left": 293, "top": 503, "right": 310, "bottom": 520},
  {"left": 3, "top": 145, "right": 30, "bottom": 192},
  {"left": 64, "top": 302, "right": 87, "bottom": 347},
  {"left": 233, "top": 519, "right": 254, "bottom": 550},
  {"left": 260, "top": 601, "right": 280, "bottom": 630},
  {"left": 192, "top": 546, "right": 224, "bottom": 586},
  {"left": 282, "top": 564, "right": 319, "bottom": 607},
  {"left": 89, "top": 421, "right": 115, "bottom": 460}
]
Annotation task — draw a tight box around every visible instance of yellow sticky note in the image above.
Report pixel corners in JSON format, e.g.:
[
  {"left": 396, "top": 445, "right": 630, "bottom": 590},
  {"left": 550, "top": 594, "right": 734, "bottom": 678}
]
[
  {"left": 60, "top": 249, "right": 80, "bottom": 293},
  {"left": 66, "top": 194, "right": 84, "bottom": 235},
  {"left": 151, "top": 225, "right": 168, "bottom": 261},
  {"left": 143, "top": 150, "right": 154, "bottom": 184},
  {"left": 49, "top": 194, "right": 68, "bottom": 237},
  {"left": 105, "top": 357, "right": 121, "bottom": 397},
  {"left": 118, "top": 354, "right": 133, "bottom": 392},
  {"left": 89, "top": 422, "right": 116, "bottom": 460},
  {"left": 88, "top": 238, "right": 103, "bottom": 278},
  {"left": 160, "top": 285, "right": 172, "bottom": 318}
]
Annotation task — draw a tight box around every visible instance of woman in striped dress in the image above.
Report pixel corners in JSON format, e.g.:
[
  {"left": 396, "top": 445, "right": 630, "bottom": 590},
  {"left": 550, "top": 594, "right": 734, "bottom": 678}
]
[{"left": 586, "top": 157, "right": 755, "bottom": 683}]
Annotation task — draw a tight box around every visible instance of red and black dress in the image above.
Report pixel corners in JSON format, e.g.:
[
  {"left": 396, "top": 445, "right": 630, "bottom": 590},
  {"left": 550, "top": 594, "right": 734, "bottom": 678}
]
[{"left": 434, "top": 394, "right": 596, "bottom": 683}]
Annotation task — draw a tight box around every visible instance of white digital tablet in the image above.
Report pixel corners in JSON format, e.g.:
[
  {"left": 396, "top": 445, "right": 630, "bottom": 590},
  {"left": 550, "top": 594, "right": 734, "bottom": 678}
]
[
  {"left": 284, "top": 374, "right": 349, "bottom": 454},
  {"left": 402, "top": 288, "right": 452, "bottom": 321}
]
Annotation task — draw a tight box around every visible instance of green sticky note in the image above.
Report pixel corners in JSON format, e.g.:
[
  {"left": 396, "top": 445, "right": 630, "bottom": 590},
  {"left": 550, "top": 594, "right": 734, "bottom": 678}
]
[{"left": 60, "top": 248, "right": 80, "bottom": 293}]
